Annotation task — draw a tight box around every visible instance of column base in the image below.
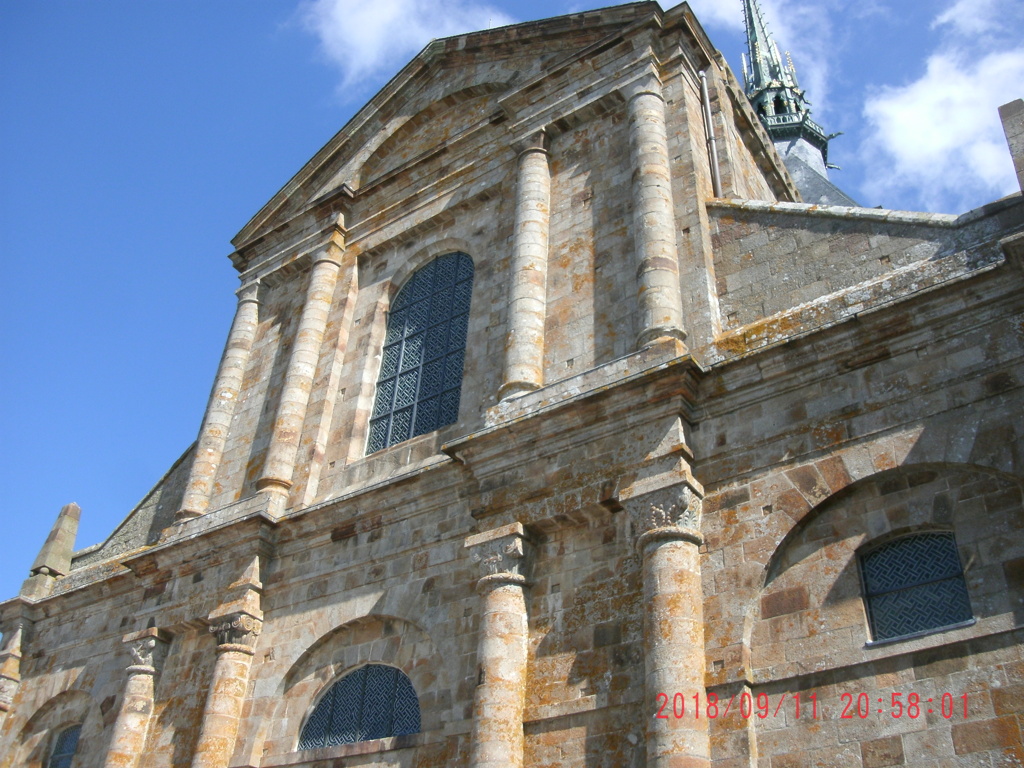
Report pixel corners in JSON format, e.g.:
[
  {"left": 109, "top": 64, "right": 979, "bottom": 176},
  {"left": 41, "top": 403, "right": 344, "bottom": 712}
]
[
  {"left": 497, "top": 380, "right": 541, "bottom": 402},
  {"left": 636, "top": 328, "right": 688, "bottom": 354}
]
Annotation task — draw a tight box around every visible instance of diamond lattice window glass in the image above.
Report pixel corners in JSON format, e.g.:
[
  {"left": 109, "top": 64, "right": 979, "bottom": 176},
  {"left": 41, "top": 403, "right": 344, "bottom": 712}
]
[
  {"left": 860, "top": 532, "right": 973, "bottom": 642},
  {"left": 298, "top": 664, "right": 420, "bottom": 750},
  {"left": 47, "top": 724, "right": 82, "bottom": 768},
  {"left": 367, "top": 252, "right": 474, "bottom": 454}
]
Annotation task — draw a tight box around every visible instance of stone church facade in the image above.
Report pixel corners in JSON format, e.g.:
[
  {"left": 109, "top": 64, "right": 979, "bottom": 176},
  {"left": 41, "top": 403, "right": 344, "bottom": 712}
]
[{"left": 3, "top": 3, "right": 1024, "bottom": 767}]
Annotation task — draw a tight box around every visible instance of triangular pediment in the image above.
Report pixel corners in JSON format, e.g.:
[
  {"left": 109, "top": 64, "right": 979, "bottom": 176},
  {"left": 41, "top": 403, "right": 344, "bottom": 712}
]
[{"left": 231, "top": 1, "right": 676, "bottom": 252}]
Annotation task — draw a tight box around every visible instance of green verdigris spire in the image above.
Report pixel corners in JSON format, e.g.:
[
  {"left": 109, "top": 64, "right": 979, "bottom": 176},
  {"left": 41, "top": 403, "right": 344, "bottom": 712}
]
[{"left": 740, "top": 0, "right": 857, "bottom": 205}]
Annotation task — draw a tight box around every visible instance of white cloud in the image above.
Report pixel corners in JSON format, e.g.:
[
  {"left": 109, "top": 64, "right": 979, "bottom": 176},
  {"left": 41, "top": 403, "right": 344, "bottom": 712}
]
[
  {"left": 857, "top": 0, "right": 1024, "bottom": 212},
  {"left": 933, "top": 0, "right": 1006, "bottom": 38},
  {"left": 685, "top": 0, "right": 746, "bottom": 32},
  {"left": 300, "top": 0, "right": 516, "bottom": 95}
]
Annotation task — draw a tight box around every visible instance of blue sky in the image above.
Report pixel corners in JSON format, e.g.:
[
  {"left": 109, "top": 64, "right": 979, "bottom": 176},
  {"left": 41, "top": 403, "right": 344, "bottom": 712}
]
[{"left": 1, "top": 0, "right": 1021, "bottom": 602}]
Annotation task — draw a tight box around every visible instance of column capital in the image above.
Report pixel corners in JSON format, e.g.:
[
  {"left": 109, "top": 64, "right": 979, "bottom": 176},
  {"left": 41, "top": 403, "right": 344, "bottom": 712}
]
[
  {"left": 123, "top": 627, "right": 171, "bottom": 676},
  {"left": 512, "top": 129, "right": 550, "bottom": 157},
  {"left": 621, "top": 68, "right": 664, "bottom": 103},
  {"left": 235, "top": 279, "right": 261, "bottom": 305},
  {"left": 465, "top": 522, "right": 533, "bottom": 589},
  {"left": 624, "top": 483, "right": 704, "bottom": 551},
  {"left": 208, "top": 612, "right": 262, "bottom": 654}
]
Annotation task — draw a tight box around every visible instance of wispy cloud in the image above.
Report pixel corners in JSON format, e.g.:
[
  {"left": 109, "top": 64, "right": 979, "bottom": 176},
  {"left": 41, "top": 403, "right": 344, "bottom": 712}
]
[
  {"left": 858, "top": 0, "right": 1023, "bottom": 212},
  {"left": 300, "top": 0, "right": 516, "bottom": 96}
]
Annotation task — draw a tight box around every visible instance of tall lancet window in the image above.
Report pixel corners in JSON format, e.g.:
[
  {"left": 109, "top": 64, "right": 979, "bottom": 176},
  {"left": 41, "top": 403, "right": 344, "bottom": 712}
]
[{"left": 367, "top": 252, "right": 473, "bottom": 454}]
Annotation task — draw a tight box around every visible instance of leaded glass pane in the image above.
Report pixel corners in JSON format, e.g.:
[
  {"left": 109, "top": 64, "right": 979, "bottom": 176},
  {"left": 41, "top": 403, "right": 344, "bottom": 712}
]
[
  {"left": 395, "top": 371, "right": 419, "bottom": 409},
  {"left": 379, "top": 344, "right": 401, "bottom": 379},
  {"left": 371, "top": 379, "right": 395, "bottom": 419},
  {"left": 448, "top": 312, "right": 469, "bottom": 348},
  {"left": 299, "top": 665, "right": 420, "bottom": 751},
  {"left": 444, "top": 352, "right": 465, "bottom": 399},
  {"left": 425, "top": 325, "right": 449, "bottom": 359},
  {"left": 414, "top": 397, "right": 440, "bottom": 435},
  {"left": 391, "top": 408, "right": 413, "bottom": 444},
  {"left": 420, "top": 358, "right": 446, "bottom": 398},
  {"left": 439, "top": 388, "right": 461, "bottom": 425},
  {"left": 367, "top": 253, "right": 473, "bottom": 454},
  {"left": 400, "top": 334, "right": 424, "bottom": 371},
  {"left": 367, "top": 419, "right": 389, "bottom": 455},
  {"left": 452, "top": 284, "right": 472, "bottom": 315},
  {"left": 861, "top": 532, "right": 973, "bottom": 641},
  {"left": 329, "top": 669, "right": 365, "bottom": 745},
  {"left": 48, "top": 725, "right": 81, "bottom": 768}
]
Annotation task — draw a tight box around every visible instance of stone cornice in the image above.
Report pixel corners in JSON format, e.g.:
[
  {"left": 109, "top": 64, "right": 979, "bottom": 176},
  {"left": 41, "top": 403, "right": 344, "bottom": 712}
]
[{"left": 446, "top": 345, "right": 704, "bottom": 472}]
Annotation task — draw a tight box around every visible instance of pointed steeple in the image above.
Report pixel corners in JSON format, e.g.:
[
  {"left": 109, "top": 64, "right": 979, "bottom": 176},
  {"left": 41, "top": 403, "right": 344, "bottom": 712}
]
[
  {"left": 20, "top": 503, "right": 80, "bottom": 600},
  {"left": 740, "top": 0, "right": 857, "bottom": 205}
]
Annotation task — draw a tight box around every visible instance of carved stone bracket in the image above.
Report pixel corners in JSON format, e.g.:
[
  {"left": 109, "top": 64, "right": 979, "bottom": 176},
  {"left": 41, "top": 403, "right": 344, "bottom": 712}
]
[
  {"left": 123, "top": 627, "right": 171, "bottom": 676},
  {"left": 465, "top": 522, "right": 533, "bottom": 589},
  {"left": 209, "top": 612, "right": 263, "bottom": 654},
  {"left": 625, "top": 483, "right": 704, "bottom": 552}
]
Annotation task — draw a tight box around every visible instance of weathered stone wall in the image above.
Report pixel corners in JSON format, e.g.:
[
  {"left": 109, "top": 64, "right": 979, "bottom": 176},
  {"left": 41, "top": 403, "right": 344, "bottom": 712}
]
[
  {"left": 708, "top": 200, "right": 1018, "bottom": 334},
  {"left": 4, "top": 5, "right": 1023, "bottom": 768}
]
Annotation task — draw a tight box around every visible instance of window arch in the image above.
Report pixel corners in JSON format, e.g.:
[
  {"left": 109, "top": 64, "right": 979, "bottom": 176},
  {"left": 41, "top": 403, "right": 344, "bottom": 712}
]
[
  {"left": 298, "top": 664, "right": 420, "bottom": 750},
  {"left": 367, "top": 252, "right": 473, "bottom": 454},
  {"left": 47, "top": 724, "right": 82, "bottom": 768},
  {"left": 860, "top": 532, "right": 973, "bottom": 642}
]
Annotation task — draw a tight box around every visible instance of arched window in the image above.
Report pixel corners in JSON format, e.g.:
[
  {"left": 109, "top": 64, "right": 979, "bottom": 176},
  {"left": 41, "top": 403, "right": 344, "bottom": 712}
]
[
  {"left": 367, "top": 252, "right": 473, "bottom": 454},
  {"left": 860, "top": 532, "right": 973, "bottom": 642},
  {"left": 47, "top": 724, "right": 82, "bottom": 768},
  {"left": 298, "top": 664, "right": 420, "bottom": 750}
]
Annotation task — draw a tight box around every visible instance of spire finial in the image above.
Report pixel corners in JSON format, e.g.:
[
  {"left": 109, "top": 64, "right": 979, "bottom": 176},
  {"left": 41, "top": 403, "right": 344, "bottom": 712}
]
[
  {"left": 20, "top": 503, "right": 80, "bottom": 599},
  {"left": 739, "top": 0, "right": 858, "bottom": 205}
]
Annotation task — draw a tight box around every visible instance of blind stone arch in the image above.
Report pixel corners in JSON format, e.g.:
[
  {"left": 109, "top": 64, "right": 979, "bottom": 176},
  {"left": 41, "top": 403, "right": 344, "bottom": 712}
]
[
  {"left": 367, "top": 252, "right": 474, "bottom": 453},
  {"left": 298, "top": 664, "right": 420, "bottom": 750}
]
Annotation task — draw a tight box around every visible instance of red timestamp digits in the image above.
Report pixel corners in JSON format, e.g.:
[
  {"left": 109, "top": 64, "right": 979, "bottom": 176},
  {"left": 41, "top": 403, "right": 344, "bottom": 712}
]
[
  {"left": 655, "top": 691, "right": 819, "bottom": 720},
  {"left": 655, "top": 692, "right": 969, "bottom": 720},
  {"left": 840, "top": 691, "right": 969, "bottom": 720}
]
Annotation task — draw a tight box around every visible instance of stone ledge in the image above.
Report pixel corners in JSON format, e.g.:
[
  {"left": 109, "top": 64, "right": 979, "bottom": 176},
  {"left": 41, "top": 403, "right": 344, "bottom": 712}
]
[
  {"left": 706, "top": 197, "right": 1024, "bottom": 227},
  {"left": 260, "top": 727, "right": 448, "bottom": 767},
  {"left": 481, "top": 339, "right": 701, "bottom": 430}
]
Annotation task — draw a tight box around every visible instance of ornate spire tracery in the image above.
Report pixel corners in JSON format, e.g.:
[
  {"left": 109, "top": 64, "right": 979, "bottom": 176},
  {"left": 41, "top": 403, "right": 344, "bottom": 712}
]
[{"left": 740, "top": 0, "right": 831, "bottom": 167}]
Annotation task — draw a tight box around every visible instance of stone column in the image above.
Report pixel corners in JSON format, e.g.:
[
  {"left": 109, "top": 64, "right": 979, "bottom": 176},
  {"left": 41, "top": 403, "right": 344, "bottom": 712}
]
[
  {"left": 177, "top": 281, "right": 261, "bottom": 521},
  {"left": 626, "top": 483, "right": 709, "bottom": 768},
  {"left": 499, "top": 131, "right": 551, "bottom": 401},
  {"left": 0, "top": 619, "right": 27, "bottom": 725},
  {"left": 103, "top": 628, "right": 171, "bottom": 768},
  {"left": 190, "top": 613, "right": 262, "bottom": 768},
  {"left": 626, "top": 73, "right": 688, "bottom": 350},
  {"left": 257, "top": 232, "right": 345, "bottom": 513},
  {"left": 465, "top": 523, "right": 533, "bottom": 768}
]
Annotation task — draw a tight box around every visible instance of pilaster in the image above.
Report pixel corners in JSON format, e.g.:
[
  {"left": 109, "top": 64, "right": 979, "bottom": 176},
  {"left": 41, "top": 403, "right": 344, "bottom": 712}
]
[
  {"left": 257, "top": 228, "right": 347, "bottom": 514},
  {"left": 190, "top": 557, "right": 263, "bottom": 768},
  {"left": 500, "top": 130, "right": 551, "bottom": 401},
  {"left": 103, "top": 627, "right": 171, "bottom": 768},
  {"left": 465, "top": 522, "right": 533, "bottom": 768},
  {"left": 625, "top": 482, "right": 710, "bottom": 768},
  {"left": 625, "top": 71, "right": 688, "bottom": 351},
  {"left": 177, "top": 280, "right": 261, "bottom": 521},
  {"left": 0, "top": 618, "right": 27, "bottom": 724}
]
